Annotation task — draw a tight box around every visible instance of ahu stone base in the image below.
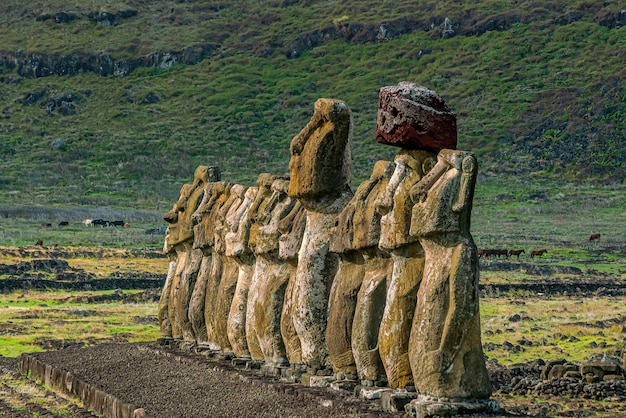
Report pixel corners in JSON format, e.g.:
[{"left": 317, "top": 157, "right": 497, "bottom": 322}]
[{"left": 405, "top": 394, "right": 502, "bottom": 418}]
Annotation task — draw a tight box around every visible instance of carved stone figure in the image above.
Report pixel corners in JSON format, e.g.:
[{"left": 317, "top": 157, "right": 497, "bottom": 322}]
[
  {"left": 326, "top": 193, "right": 362, "bottom": 376},
  {"left": 225, "top": 186, "right": 257, "bottom": 358},
  {"left": 187, "top": 176, "right": 223, "bottom": 345},
  {"left": 247, "top": 179, "right": 295, "bottom": 365},
  {"left": 203, "top": 183, "right": 234, "bottom": 350},
  {"left": 278, "top": 201, "right": 306, "bottom": 366},
  {"left": 350, "top": 160, "right": 395, "bottom": 383},
  {"left": 408, "top": 149, "right": 491, "bottom": 400},
  {"left": 245, "top": 173, "right": 288, "bottom": 360},
  {"left": 161, "top": 166, "right": 211, "bottom": 341},
  {"left": 376, "top": 149, "right": 434, "bottom": 388},
  {"left": 213, "top": 184, "right": 247, "bottom": 354},
  {"left": 288, "top": 98, "right": 354, "bottom": 370},
  {"left": 157, "top": 255, "right": 177, "bottom": 338}
]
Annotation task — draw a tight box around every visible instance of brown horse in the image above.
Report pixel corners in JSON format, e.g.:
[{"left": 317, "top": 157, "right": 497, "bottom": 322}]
[
  {"left": 589, "top": 233, "right": 601, "bottom": 242},
  {"left": 508, "top": 249, "right": 525, "bottom": 259},
  {"left": 530, "top": 249, "right": 548, "bottom": 258}
]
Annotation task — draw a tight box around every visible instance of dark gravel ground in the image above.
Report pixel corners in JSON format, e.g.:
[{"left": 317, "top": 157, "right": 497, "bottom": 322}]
[{"left": 14, "top": 343, "right": 398, "bottom": 418}]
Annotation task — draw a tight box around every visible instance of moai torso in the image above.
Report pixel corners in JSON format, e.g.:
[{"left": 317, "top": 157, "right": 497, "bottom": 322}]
[
  {"left": 225, "top": 186, "right": 258, "bottom": 358},
  {"left": 350, "top": 160, "right": 395, "bottom": 383}
]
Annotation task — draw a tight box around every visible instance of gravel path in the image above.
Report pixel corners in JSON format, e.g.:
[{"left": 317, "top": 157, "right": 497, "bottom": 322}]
[{"left": 26, "top": 343, "right": 396, "bottom": 418}]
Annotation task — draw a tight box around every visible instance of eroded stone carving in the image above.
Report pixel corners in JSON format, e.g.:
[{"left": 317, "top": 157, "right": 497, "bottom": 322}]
[
  {"left": 288, "top": 98, "right": 354, "bottom": 370},
  {"left": 225, "top": 186, "right": 257, "bottom": 358},
  {"left": 158, "top": 84, "right": 494, "bottom": 415},
  {"left": 408, "top": 149, "right": 491, "bottom": 400}
]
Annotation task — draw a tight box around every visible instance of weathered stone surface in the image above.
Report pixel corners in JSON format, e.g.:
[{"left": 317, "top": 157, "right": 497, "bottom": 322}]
[
  {"left": 350, "top": 161, "right": 395, "bottom": 383},
  {"left": 351, "top": 250, "right": 390, "bottom": 382},
  {"left": 173, "top": 245, "right": 203, "bottom": 342},
  {"left": 245, "top": 174, "right": 288, "bottom": 361},
  {"left": 247, "top": 179, "right": 295, "bottom": 365},
  {"left": 376, "top": 149, "right": 433, "bottom": 389},
  {"left": 288, "top": 98, "right": 352, "bottom": 207},
  {"left": 214, "top": 186, "right": 248, "bottom": 354},
  {"left": 226, "top": 186, "right": 258, "bottom": 358},
  {"left": 408, "top": 149, "right": 491, "bottom": 399},
  {"left": 326, "top": 249, "right": 363, "bottom": 375},
  {"left": 278, "top": 202, "right": 307, "bottom": 365},
  {"left": 376, "top": 82, "right": 457, "bottom": 152},
  {"left": 157, "top": 258, "right": 176, "bottom": 338},
  {"left": 158, "top": 86, "right": 495, "bottom": 406},
  {"left": 288, "top": 98, "right": 354, "bottom": 369},
  {"left": 327, "top": 160, "right": 394, "bottom": 376},
  {"left": 163, "top": 166, "right": 215, "bottom": 250}
]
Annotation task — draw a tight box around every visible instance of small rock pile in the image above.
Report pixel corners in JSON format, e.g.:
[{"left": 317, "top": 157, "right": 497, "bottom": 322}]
[{"left": 495, "top": 358, "right": 626, "bottom": 401}]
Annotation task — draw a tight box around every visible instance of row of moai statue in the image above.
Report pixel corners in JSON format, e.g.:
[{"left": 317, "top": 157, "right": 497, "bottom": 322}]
[{"left": 158, "top": 82, "right": 498, "bottom": 416}]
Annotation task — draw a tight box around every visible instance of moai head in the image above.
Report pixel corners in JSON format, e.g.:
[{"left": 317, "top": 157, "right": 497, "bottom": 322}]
[
  {"left": 376, "top": 149, "right": 436, "bottom": 250},
  {"left": 163, "top": 165, "right": 212, "bottom": 252},
  {"left": 409, "top": 149, "right": 478, "bottom": 238},
  {"left": 248, "top": 173, "right": 289, "bottom": 254},
  {"left": 288, "top": 98, "right": 353, "bottom": 205},
  {"left": 191, "top": 181, "right": 230, "bottom": 251},
  {"left": 376, "top": 82, "right": 457, "bottom": 152},
  {"left": 225, "top": 186, "right": 258, "bottom": 258},
  {"left": 352, "top": 160, "right": 396, "bottom": 250}
]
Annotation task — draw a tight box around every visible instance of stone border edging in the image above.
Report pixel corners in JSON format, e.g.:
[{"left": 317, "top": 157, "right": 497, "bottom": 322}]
[{"left": 19, "top": 353, "right": 149, "bottom": 418}]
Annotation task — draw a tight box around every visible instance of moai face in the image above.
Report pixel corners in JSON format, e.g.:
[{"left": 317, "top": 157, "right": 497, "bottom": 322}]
[
  {"left": 288, "top": 98, "right": 353, "bottom": 202},
  {"left": 163, "top": 165, "right": 211, "bottom": 251},
  {"left": 409, "top": 149, "right": 477, "bottom": 237},
  {"left": 376, "top": 150, "right": 436, "bottom": 250}
]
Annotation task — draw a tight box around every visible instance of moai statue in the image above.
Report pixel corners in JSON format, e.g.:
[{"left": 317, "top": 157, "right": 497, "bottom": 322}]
[
  {"left": 199, "top": 182, "right": 233, "bottom": 351},
  {"left": 374, "top": 81, "right": 459, "bottom": 389},
  {"left": 225, "top": 186, "right": 258, "bottom": 358},
  {"left": 326, "top": 182, "right": 363, "bottom": 378},
  {"left": 161, "top": 166, "right": 211, "bottom": 342},
  {"left": 188, "top": 166, "right": 222, "bottom": 344},
  {"left": 278, "top": 200, "right": 306, "bottom": 367},
  {"left": 407, "top": 150, "right": 493, "bottom": 413},
  {"left": 212, "top": 184, "right": 247, "bottom": 355},
  {"left": 375, "top": 149, "right": 432, "bottom": 388},
  {"left": 288, "top": 98, "right": 354, "bottom": 371},
  {"left": 247, "top": 179, "right": 296, "bottom": 367},
  {"left": 159, "top": 183, "right": 193, "bottom": 339},
  {"left": 350, "top": 160, "right": 395, "bottom": 384},
  {"left": 245, "top": 173, "right": 288, "bottom": 361}
]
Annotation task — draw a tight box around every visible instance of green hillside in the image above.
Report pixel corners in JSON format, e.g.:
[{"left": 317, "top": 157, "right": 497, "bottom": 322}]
[{"left": 0, "top": 0, "right": 624, "bottom": 210}]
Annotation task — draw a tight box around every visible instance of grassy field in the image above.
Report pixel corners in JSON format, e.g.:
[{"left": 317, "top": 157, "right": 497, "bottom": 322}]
[{"left": 0, "top": 0, "right": 624, "bottom": 208}]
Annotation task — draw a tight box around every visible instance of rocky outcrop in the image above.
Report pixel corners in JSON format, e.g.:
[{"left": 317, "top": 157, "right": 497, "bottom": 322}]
[{"left": 0, "top": 44, "right": 219, "bottom": 78}]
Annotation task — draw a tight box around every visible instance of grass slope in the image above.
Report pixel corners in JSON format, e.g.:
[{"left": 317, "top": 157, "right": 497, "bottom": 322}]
[{"left": 0, "top": 0, "right": 624, "bottom": 209}]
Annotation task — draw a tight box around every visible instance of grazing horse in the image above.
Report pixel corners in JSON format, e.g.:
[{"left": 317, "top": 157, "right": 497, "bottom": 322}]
[
  {"left": 83, "top": 219, "right": 93, "bottom": 227},
  {"left": 41, "top": 222, "right": 52, "bottom": 228},
  {"left": 508, "top": 249, "right": 525, "bottom": 259},
  {"left": 58, "top": 221, "right": 69, "bottom": 227},
  {"left": 589, "top": 233, "right": 601, "bottom": 242},
  {"left": 530, "top": 249, "right": 548, "bottom": 258}
]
